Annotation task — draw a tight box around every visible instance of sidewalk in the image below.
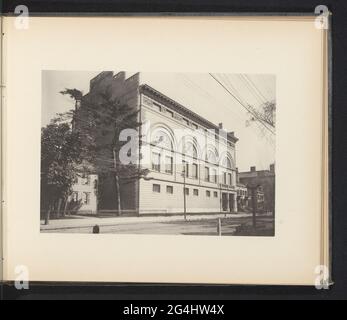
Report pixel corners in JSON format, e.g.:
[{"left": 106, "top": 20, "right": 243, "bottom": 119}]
[{"left": 40, "top": 212, "right": 254, "bottom": 231}]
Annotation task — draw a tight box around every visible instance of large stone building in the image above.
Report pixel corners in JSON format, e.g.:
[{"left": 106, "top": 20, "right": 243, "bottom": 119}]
[{"left": 76, "top": 71, "right": 239, "bottom": 215}]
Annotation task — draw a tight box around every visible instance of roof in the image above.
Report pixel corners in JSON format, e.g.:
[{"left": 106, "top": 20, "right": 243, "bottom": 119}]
[{"left": 139, "top": 84, "right": 239, "bottom": 143}]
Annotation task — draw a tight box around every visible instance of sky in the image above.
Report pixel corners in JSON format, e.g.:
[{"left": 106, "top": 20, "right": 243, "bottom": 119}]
[{"left": 42, "top": 71, "right": 275, "bottom": 172}]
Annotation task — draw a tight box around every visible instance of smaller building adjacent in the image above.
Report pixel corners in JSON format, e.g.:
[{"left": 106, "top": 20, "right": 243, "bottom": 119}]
[
  {"left": 70, "top": 174, "right": 98, "bottom": 215},
  {"left": 236, "top": 183, "right": 248, "bottom": 212},
  {"left": 238, "top": 164, "right": 275, "bottom": 214}
]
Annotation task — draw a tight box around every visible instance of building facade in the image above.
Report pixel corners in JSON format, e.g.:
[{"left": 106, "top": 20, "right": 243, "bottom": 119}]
[
  {"left": 236, "top": 183, "right": 248, "bottom": 212},
  {"left": 70, "top": 174, "right": 98, "bottom": 214},
  {"left": 139, "top": 84, "right": 238, "bottom": 214},
  {"left": 76, "top": 71, "right": 239, "bottom": 215},
  {"left": 238, "top": 164, "right": 275, "bottom": 214}
]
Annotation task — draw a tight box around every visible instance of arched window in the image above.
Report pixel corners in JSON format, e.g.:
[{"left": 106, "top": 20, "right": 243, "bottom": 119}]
[
  {"left": 223, "top": 157, "right": 233, "bottom": 169},
  {"left": 207, "top": 150, "right": 218, "bottom": 164},
  {"left": 184, "top": 142, "right": 198, "bottom": 159},
  {"left": 151, "top": 129, "right": 173, "bottom": 151}
]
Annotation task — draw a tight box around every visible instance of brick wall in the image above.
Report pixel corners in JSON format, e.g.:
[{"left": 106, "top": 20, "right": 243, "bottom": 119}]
[{"left": 82, "top": 72, "right": 140, "bottom": 212}]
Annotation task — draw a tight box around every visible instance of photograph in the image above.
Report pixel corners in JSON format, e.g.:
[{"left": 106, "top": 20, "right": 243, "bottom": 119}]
[
  {"left": 40, "top": 71, "right": 276, "bottom": 236},
  {"left": 2, "top": 8, "right": 339, "bottom": 298}
]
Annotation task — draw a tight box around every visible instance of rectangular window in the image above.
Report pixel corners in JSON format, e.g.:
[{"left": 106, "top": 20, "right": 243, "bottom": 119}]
[
  {"left": 193, "top": 189, "right": 199, "bottom": 196},
  {"left": 153, "top": 184, "right": 161, "bottom": 193},
  {"left": 205, "top": 167, "right": 210, "bottom": 182},
  {"left": 228, "top": 173, "right": 232, "bottom": 186},
  {"left": 206, "top": 190, "right": 211, "bottom": 197},
  {"left": 153, "top": 102, "right": 162, "bottom": 112},
  {"left": 166, "top": 110, "right": 174, "bottom": 118},
  {"left": 165, "top": 156, "right": 173, "bottom": 174},
  {"left": 182, "top": 160, "right": 189, "bottom": 177},
  {"left": 81, "top": 175, "right": 90, "bottom": 185},
  {"left": 152, "top": 152, "right": 161, "bottom": 172},
  {"left": 166, "top": 185, "right": 173, "bottom": 194},
  {"left": 192, "top": 163, "right": 198, "bottom": 179},
  {"left": 184, "top": 188, "right": 189, "bottom": 195},
  {"left": 214, "top": 191, "right": 218, "bottom": 198},
  {"left": 212, "top": 168, "right": 217, "bottom": 183},
  {"left": 82, "top": 192, "right": 90, "bottom": 205},
  {"left": 72, "top": 192, "right": 78, "bottom": 202},
  {"left": 223, "top": 172, "right": 227, "bottom": 184}
]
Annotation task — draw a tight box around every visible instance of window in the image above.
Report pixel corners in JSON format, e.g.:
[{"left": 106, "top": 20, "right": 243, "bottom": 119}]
[
  {"left": 165, "top": 156, "right": 173, "bottom": 174},
  {"left": 214, "top": 191, "right": 218, "bottom": 198},
  {"left": 223, "top": 172, "right": 227, "bottom": 184},
  {"left": 182, "top": 160, "right": 189, "bottom": 177},
  {"left": 166, "top": 186, "right": 173, "bottom": 194},
  {"left": 223, "top": 157, "right": 232, "bottom": 169},
  {"left": 184, "top": 188, "right": 189, "bottom": 195},
  {"left": 82, "top": 192, "right": 90, "bottom": 205},
  {"left": 212, "top": 168, "right": 217, "bottom": 183},
  {"left": 193, "top": 189, "right": 199, "bottom": 196},
  {"left": 153, "top": 102, "right": 162, "bottom": 112},
  {"left": 152, "top": 130, "right": 173, "bottom": 150},
  {"left": 184, "top": 142, "right": 198, "bottom": 159},
  {"left": 207, "top": 150, "right": 217, "bottom": 164},
  {"left": 82, "top": 175, "right": 90, "bottom": 185},
  {"left": 192, "top": 146, "right": 198, "bottom": 159},
  {"left": 72, "top": 192, "right": 78, "bottom": 202},
  {"left": 153, "top": 184, "right": 161, "bottom": 193},
  {"left": 206, "top": 190, "right": 211, "bottom": 197},
  {"left": 228, "top": 173, "right": 232, "bottom": 186},
  {"left": 152, "top": 152, "right": 161, "bottom": 172},
  {"left": 205, "top": 167, "right": 210, "bottom": 182},
  {"left": 192, "top": 163, "right": 198, "bottom": 179}
]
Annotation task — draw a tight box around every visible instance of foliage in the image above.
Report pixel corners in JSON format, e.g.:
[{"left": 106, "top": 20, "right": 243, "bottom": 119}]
[
  {"left": 61, "top": 88, "right": 149, "bottom": 214},
  {"left": 41, "top": 121, "right": 85, "bottom": 217}
]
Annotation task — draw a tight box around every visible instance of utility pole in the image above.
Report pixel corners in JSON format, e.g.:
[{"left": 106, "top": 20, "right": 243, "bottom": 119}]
[
  {"left": 248, "top": 184, "right": 260, "bottom": 229},
  {"left": 219, "top": 183, "right": 222, "bottom": 214}
]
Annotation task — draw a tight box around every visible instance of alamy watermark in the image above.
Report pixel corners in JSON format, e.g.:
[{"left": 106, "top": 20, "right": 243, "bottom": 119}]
[
  {"left": 14, "top": 5, "right": 29, "bottom": 30},
  {"left": 14, "top": 265, "right": 29, "bottom": 290}
]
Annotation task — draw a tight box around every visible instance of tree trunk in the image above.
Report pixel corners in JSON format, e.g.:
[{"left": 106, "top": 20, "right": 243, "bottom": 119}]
[
  {"left": 45, "top": 205, "right": 51, "bottom": 225},
  {"left": 115, "top": 174, "right": 122, "bottom": 216},
  {"left": 113, "top": 149, "right": 122, "bottom": 216},
  {"left": 62, "top": 197, "right": 69, "bottom": 217},
  {"left": 252, "top": 189, "right": 257, "bottom": 229},
  {"left": 57, "top": 198, "right": 63, "bottom": 218}
]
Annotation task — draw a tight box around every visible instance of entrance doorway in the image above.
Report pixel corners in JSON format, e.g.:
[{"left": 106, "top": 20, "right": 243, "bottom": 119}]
[
  {"left": 222, "top": 193, "right": 228, "bottom": 211},
  {"left": 229, "top": 194, "right": 235, "bottom": 212}
]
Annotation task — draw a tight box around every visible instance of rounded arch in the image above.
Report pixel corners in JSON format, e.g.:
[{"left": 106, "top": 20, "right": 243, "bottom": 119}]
[
  {"left": 150, "top": 123, "right": 177, "bottom": 152},
  {"left": 219, "top": 151, "right": 235, "bottom": 169},
  {"left": 179, "top": 134, "right": 202, "bottom": 160},
  {"left": 184, "top": 141, "right": 198, "bottom": 159},
  {"left": 202, "top": 144, "right": 219, "bottom": 164}
]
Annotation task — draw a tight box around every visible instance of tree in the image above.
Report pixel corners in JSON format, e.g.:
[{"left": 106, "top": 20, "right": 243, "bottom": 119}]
[
  {"left": 41, "top": 121, "right": 85, "bottom": 224},
  {"left": 247, "top": 100, "right": 276, "bottom": 131},
  {"left": 61, "top": 88, "right": 149, "bottom": 216}
]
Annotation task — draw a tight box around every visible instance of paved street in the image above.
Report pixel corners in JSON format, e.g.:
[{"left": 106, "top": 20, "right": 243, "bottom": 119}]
[{"left": 41, "top": 214, "right": 274, "bottom": 236}]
